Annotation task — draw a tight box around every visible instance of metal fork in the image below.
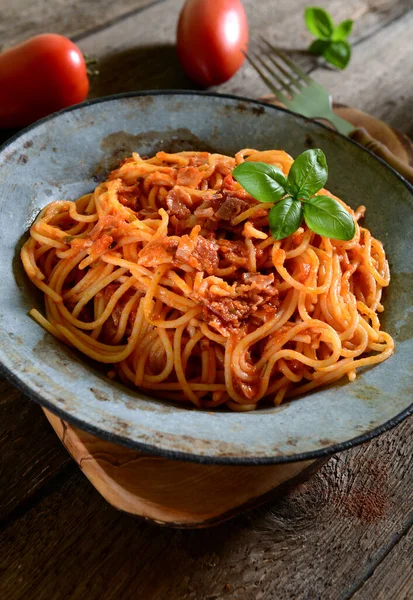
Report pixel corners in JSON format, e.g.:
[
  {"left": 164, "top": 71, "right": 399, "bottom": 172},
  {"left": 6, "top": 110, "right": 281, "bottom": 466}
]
[
  {"left": 245, "top": 37, "right": 354, "bottom": 136},
  {"left": 244, "top": 37, "right": 413, "bottom": 184}
]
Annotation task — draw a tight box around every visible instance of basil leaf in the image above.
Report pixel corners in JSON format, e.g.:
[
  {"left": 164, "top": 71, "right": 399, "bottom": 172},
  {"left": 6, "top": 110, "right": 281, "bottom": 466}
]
[
  {"left": 305, "top": 7, "right": 335, "bottom": 40},
  {"left": 308, "top": 39, "right": 330, "bottom": 56},
  {"left": 303, "top": 195, "right": 355, "bottom": 240},
  {"left": 332, "top": 19, "right": 353, "bottom": 41},
  {"left": 232, "top": 161, "right": 288, "bottom": 203},
  {"left": 268, "top": 197, "right": 303, "bottom": 240},
  {"left": 287, "top": 149, "right": 328, "bottom": 199},
  {"left": 322, "top": 40, "right": 351, "bottom": 70}
]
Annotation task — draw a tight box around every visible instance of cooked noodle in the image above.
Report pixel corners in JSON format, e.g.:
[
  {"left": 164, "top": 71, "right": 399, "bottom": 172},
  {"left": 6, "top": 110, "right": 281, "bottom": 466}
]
[{"left": 21, "top": 149, "right": 394, "bottom": 410}]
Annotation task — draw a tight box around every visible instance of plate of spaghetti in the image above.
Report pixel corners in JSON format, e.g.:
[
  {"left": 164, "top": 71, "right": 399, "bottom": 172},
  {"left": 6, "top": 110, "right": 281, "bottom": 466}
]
[{"left": 0, "top": 92, "right": 412, "bottom": 463}]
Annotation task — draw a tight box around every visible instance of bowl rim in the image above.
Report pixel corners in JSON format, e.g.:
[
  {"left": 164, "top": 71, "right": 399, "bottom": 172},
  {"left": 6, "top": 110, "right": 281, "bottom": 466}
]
[{"left": 0, "top": 89, "right": 412, "bottom": 465}]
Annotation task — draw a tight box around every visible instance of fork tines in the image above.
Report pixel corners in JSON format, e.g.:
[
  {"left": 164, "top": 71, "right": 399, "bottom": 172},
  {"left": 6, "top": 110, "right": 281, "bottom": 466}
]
[{"left": 244, "top": 37, "right": 311, "bottom": 104}]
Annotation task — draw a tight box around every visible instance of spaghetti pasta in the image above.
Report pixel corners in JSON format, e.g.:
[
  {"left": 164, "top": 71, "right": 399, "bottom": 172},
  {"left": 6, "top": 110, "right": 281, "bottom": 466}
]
[{"left": 21, "top": 149, "right": 394, "bottom": 410}]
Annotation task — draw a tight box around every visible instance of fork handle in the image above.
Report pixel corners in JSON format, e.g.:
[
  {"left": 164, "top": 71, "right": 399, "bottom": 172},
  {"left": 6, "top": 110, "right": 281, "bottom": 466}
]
[{"left": 349, "top": 127, "right": 413, "bottom": 185}]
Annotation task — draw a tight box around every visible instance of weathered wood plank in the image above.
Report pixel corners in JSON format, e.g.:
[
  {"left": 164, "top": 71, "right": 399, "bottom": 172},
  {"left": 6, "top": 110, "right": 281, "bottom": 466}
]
[
  {"left": 349, "top": 525, "right": 413, "bottom": 600},
  {"left": 0, "top": 0, "right": 166, "bottom": 49},
  {"left": 0, "top": 377, "right": 72, "bottom": 521},
  {"left": 0, "top": 418, "right": 411, "bottom": 600}
]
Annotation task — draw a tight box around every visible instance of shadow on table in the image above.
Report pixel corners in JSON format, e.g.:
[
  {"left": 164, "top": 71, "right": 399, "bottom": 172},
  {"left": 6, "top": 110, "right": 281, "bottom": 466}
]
[{"left": 89, "top": 43, "right": 201, "bottom": 98}]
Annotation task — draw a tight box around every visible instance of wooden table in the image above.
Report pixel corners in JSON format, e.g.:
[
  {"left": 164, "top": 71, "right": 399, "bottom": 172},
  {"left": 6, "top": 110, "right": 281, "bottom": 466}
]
[{"left": 1, "top": 1, "right": 412, "bottom": 598}]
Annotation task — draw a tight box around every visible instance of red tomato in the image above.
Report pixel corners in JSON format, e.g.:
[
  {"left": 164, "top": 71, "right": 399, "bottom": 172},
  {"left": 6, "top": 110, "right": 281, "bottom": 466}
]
[
  {"left": 177, "top": 0, "right": 248, "bottom": 87},
  {"left": 0, "top": 34, "right": 89, "bottom": 128}
]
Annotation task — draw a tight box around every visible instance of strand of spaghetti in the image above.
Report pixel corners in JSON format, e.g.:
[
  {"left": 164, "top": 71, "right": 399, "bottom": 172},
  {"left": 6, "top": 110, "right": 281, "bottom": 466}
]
[
  {"left": 63, "top": 262, "right": 114, "bottom": 302},
  {"left": 284, "top": 229, "right": 313, "bottom": 259},
  {"left": 68, "top": 202, "right": 97, "bottom": 222},
  {"left": 90, "top": 293, "right": 106, "bottom": 340},
  {"left": 29, "top": 308, "right": 66, "bottom": 341},
  {"left": 142, "top": 263, "right": 171, "bottom": 322},
  {"left": 111, "top": 290, "right": 142, "bottom": 345},
  {"left": 256, "top": 324, "right": 342, "bottom": 399},
  {"left": 55, "top": 296, "right": 147, "bottom": 362},
  {"left": 226, "top": 400, "right": 257, "bottom": 412},
  {"left": 272, "top": 243, "right": 333, "bottom": 294},
  {"left": 134, "top": 330, "right": 159, "bottom": 386},
  {"left": 142, "top": 329, "right": 175, "bottom": 383},
  {"left": 339, "top": 324, "right": 369, "bottom": 358},
  {"left": 29, "top": 230, "right": 67, "bottom": 250},
  {"left": 199, "top": 322, "right": 226, "bottom": 345},
  {"left": 182, "top": 331, "right": 204, "bottom": 370},
  {"left": 43, "top": 247, "right": 57, "bottom": 278},
  {"left": 149, "top": 307, "right": 202, "bottom": 329},
  {"left": 71, "top": 268, "right": 130, "bottom": 318},
  {"left": 56, "top": 321, "right": 127, "bottom": 353},
  {"left": 290, "top": 339, "right": 393, "bottom": 396},
  {"left": 102, "top": 257, "right": 197, "bottom": 309},
  {"left": 52, "top": 269, "right": 130, "bottom": 330},
  {"left": 173, "top": 325, "right": 201, "bottom": 405},
  {"left": 26, "top": 275, "right": 62, "bottom": 303},
  {"left": 278, "top": 358, "right": 302, "bottom": 383},
  {"left": 231, "top": 203, "right": 271, "bottom": 226},
  {"left": 233, "top": 288, "right": 298, "bottom": 380},
  {"left": 274, "top": 384, "right": 290, "bottom": 406},
  {"left": 21, "top": 239, "right": 44, "bottom": 280}
]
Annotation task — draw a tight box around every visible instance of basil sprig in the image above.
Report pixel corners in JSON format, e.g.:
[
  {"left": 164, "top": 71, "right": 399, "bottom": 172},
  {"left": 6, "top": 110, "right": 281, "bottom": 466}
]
[
  {"left": 305, "top": 7, "right": 353, "bottom": 70},
  {"left": 232, "top": 149, "right": 355, "bottom": 241}
]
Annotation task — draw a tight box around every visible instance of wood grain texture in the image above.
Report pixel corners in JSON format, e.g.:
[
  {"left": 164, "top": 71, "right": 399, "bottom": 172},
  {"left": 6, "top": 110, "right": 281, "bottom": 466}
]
[
  {"left": 0, "top": 418, "right": 411, "bottom": 600},
  {"left": 0, "top": 0, "right": 165, "bottom": 49},
  {"left": 350, "top": 525, "right": 413, "bottom": 600},
  {"left": 43, "top": 409, "right": 319, "bottom": 527},
  {"left": 0, "top": 378, "right": 72, "bottom": 521}
]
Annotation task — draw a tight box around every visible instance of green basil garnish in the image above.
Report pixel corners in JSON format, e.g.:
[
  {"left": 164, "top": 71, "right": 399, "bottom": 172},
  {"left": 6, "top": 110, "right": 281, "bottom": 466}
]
[
  {"left": 332, "top": 19, "right": 353, "bottom": 42},
  {"left": 286, "top": 148, "right": 328, "bottom": 199},
  {"left": 304, "top": 7, "right": 353, "bottom": 70},
  {"left": 303, "top": 195, "right": 355, "bottom": 240},
  {"left": 269, "top": 197, "right": 304, "bottom": 241},
  {"left": 231, "top": 161, "right": 288, "bottom": 203},
  {"left": 322, "top": 40, "right": 351, "bottom": 70},
  {"left": 305, "top": 6, "right": 334, "bottom": 40},
  {"left": 232, "top": 148, "right": 355, "bottom": 242}
]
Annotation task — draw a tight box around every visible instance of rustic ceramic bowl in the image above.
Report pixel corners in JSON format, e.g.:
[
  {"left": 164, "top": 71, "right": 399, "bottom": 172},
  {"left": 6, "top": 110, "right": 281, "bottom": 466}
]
[{"left": 0, "top": 92, "right": 412, "bottom": 464}]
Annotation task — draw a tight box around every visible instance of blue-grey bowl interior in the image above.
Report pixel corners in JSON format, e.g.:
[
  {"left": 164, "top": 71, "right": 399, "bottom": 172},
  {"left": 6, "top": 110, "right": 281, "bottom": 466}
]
[{"left": 0, "top": 91, "right": 412, "bottom": 464}]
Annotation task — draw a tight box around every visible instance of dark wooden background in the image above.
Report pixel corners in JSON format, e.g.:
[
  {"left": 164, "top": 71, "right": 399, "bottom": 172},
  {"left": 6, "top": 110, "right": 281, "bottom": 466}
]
[{"left": 0, "top": 1, "right": 412, "bottom": 598}]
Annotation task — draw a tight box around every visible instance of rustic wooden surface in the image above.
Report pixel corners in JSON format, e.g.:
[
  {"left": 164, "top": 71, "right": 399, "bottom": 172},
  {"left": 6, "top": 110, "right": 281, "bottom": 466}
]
[
  {"left": 43, "top": 408, "right": 323, "bottom": 527},
  {"left": 0, "top": 0, "right": 412, "bottom": 598}
]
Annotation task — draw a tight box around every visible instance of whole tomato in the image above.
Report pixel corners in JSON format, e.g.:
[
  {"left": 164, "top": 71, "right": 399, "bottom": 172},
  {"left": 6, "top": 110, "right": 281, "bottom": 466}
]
[
  {"left": 0, "top": 34, "right": 89, "bottom": 128},
  {"left": 177, "top": 0, "right": 249, "bottom": 87}
]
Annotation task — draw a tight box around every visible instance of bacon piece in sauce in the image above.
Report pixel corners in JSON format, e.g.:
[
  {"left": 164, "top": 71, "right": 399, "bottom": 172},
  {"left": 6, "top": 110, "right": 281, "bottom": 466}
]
[
  {"left": 175, "top": 234, "right": 219, "bottom": 274},
  {"left": 214, "top": 196, "right": 250, "bottom": 221},
  {"left": 166, "top": 187, "right": 192, "bottom": 219},
  {"left": 194, "top": 192, "right": 253, "bottom": 224},
  {"left": 217, "top": 239, "right": 249, "bottom": 268},
  {"left": 192, "top": 273, "right": 279, "bottom": 336},
  {"left": 176, "top": 166, "right": 205, "bottom": 188},
  {"left": 188, "top": 153, "right": 210, "bottom": 167},
  {"left": 138, "top": 237, "right": 178, "bottom": 268},
  {"left": 118, "top": 183, "right": 141, "bottom": 211}
]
